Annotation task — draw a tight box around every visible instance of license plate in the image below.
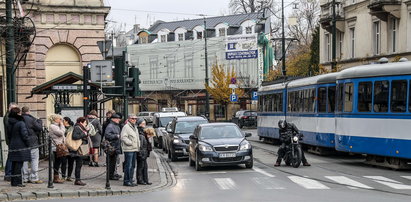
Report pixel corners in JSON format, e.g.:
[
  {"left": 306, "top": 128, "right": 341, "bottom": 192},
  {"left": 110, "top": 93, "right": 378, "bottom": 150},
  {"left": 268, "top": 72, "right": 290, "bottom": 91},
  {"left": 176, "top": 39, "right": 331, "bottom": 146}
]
[{"left": 219, "top": 153, "right": 236, "bottom": 158}]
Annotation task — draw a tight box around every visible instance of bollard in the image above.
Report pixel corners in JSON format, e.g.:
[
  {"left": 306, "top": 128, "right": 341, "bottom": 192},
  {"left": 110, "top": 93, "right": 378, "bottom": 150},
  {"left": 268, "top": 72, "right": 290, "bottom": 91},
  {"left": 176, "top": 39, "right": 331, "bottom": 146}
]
[
  {"left": 105, "top": 152, "right": 111, "bottom": 189},
  {"left": 48, "top": 135, "right": 54, "bottom": 188}
]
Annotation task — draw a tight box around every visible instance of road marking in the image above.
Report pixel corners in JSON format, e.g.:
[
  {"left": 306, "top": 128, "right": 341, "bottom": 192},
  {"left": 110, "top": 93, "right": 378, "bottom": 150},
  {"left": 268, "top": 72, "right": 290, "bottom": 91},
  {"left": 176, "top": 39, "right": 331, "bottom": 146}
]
[
  {"left": 325, "top": 176, "right": 373, "bottom": 189},
  {"left": 288, "top": 176, "right": 330, "bottom": 189},
  {"left": 364, "top": 176, "right": 411, "bottom": 189},
  {"left": 401, "top": 176, "right": 411, "bottom": 180},
  {"left": 252, "top": 167, "right": 275, "bottom": 178},
  {"left": 252, "top": 177, "right": 285, "bottom": 190},
  {"left": 175, "top": 179, "right": 191, "bottom": 189},
  {"left": 214, "top": 178, "right": 237, "bottom": 190}
]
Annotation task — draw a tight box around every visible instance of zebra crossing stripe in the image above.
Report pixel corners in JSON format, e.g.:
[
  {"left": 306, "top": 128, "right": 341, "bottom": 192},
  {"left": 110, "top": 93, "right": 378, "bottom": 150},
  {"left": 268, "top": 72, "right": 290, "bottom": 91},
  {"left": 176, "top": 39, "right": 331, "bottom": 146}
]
[
  {"left": 214, "top": 178, "right": 237, "bottom": 190},
  {"left": 253, "top": 167, "right": 275, "bottom": 178},
  {"left": 401, "top": 176, "right": 411, "bottom": 180},
  {"left": 364, "top": 176, "right": 411, "bottom": 190},
  {"left": 325, "top": 176, "right": 373, "bottom": 189},
  {"left": 252, "top": 177, "right": 285, "bottom": 190},
  {"left": 288, "top": 176, "right": 330, "bottom": 189}
]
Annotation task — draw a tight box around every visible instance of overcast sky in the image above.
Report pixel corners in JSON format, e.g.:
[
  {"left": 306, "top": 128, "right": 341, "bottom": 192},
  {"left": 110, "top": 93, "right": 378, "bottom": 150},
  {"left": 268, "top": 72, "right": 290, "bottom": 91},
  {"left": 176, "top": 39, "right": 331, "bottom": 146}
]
[{"left": 104, "top": 0, "right": 231, "bottom": 31}]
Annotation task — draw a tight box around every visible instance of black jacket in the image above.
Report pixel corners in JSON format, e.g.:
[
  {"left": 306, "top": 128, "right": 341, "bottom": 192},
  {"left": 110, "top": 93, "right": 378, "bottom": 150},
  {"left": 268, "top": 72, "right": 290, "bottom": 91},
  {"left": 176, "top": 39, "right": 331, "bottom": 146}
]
[
  {"left": 138, "top": 134, "right": 149, "bottom": 160},
  {"left": 88, "top": 117, "right": 102, "bottom": 148},
  {"left": 22, "top": 114, "right": 43, "bottom": 147},
  {"left": 8, "top": 116, "right": 31, "bottom": 162},
  {"left": 70, "top": 124, "right": 89, "bottom": 156},
  {"left": 104, "top": 121, "right": 122, "bottom": 154},
  {"left": 279, "top": 123, "right": 299, "bottom": 144}
]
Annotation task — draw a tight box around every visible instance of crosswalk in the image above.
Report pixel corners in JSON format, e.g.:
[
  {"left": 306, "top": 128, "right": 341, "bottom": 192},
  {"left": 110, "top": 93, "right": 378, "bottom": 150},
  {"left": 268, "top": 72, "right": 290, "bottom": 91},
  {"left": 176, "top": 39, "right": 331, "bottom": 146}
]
[{"left": 176, "top": 175, "right": 411, "bottom": 191}]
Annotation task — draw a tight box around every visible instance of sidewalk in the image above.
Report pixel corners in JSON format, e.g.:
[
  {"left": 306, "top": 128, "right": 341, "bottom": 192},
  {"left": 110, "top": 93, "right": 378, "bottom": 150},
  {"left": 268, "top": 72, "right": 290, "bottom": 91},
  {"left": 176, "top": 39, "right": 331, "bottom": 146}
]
[{"left": 0, "top": 150, "right": 174, "bottom": 201}]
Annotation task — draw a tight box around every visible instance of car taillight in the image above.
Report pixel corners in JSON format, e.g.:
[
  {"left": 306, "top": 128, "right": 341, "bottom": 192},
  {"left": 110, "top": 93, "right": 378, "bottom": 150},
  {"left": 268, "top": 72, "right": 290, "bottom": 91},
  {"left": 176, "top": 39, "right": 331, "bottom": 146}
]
[{"left": 242, "top": 116, "right": 248, "bottom": 119}]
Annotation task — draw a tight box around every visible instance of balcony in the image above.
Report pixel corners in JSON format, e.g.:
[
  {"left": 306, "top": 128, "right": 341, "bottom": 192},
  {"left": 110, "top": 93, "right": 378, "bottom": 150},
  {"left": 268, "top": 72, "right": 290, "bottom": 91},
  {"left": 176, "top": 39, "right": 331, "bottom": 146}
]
[
  {"left": 319, "top": 1, "right": 345, "bottom": 33},
  {"left": 368, "top": 0, "right": 401, "bottom": 21}
]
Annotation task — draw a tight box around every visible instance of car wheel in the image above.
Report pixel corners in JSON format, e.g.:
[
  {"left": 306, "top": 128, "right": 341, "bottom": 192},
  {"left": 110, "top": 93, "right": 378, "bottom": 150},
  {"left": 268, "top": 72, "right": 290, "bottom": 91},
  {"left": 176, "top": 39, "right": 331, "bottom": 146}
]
[
  {"left": 168, "top": 149, "right": 171, "bottom": 159},
  {"left": 195, "top": 151, "right": 202, "bottom": 171},
  {"left": 189, "top": 152, "right": 195, "bottom": 167},
  {"left": 157, "top": 137, "right": 163, "bottom": 149},
  {"left": 170, "top": 149, "right": 177, "bottom": 162},
  {"left": 245, "top": 157, "right": 253, "bottom": 169}
]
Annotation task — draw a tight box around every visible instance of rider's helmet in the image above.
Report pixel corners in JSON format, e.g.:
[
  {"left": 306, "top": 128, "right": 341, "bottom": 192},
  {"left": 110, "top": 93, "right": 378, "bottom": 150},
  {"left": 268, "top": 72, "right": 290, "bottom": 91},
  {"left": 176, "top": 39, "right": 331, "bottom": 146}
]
[
  {"left": 278, "top": 120, "right": 287, "bottom": 129},
  {"left": 278, "top": 120, "right": 283, "bottom": 129}
]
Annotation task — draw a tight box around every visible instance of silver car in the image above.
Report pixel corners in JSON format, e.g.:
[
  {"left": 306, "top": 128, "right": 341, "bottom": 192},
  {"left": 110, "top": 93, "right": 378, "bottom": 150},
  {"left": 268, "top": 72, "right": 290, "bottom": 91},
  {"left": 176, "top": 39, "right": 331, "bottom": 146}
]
[{"left": 137, "top": 112, "right": 155, "bottom": 123}]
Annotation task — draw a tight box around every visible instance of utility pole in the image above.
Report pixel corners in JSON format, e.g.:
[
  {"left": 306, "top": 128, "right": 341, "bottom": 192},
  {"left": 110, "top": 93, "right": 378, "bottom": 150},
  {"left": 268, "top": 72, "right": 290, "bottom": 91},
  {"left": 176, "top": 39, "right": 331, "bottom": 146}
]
[
  {"left": 331, "top": 0, "right": 337, "bottom": 71},
  {"left": 203, "top": 17, "right": 210, "bottom": 119},
  {"left": 83, "top": 65, "right": 90, "bottom": 116},
  {"left": 6, "top": 0, "right": 16, "bottom": 104},
  {"left": 123, "top": 51, "right": 128, "bottom": 118},
  {"left": 281, "top": 0, "right": 286, "bottom": 76}
]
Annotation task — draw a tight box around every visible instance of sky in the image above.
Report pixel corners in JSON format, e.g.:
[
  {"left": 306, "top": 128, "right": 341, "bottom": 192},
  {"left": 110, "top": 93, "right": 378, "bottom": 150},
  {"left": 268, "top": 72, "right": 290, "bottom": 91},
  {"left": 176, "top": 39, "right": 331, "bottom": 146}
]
[{"left": 104, "top": 0, "right": 231, "bottom": 31}]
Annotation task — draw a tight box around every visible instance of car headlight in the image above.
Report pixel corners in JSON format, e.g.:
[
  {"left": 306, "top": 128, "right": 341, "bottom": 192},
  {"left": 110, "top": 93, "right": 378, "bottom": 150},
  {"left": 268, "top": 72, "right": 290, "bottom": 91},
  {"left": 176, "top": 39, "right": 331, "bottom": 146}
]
[
  {"left": 239, "top": 141, "right": 251, "bottom": 150},
  {"left": 173, "top": 136, "right": 181, "bottom": 144},
  {"left": 199, "top": 144, "right": 213, "bottom": 152},
  {"left": 293, "top": 136, "right": 299, "bottom": 142}
]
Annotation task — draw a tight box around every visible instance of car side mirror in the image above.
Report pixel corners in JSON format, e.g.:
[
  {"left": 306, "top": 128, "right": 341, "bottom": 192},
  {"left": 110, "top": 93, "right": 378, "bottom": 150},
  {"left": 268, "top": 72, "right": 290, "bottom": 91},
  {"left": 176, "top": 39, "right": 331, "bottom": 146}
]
[
  {"left": 245, "top": 132, "right": 252, "bottom": 137},
  {"left": 189, "top": 135, "right": 197, "bottom": 140}
]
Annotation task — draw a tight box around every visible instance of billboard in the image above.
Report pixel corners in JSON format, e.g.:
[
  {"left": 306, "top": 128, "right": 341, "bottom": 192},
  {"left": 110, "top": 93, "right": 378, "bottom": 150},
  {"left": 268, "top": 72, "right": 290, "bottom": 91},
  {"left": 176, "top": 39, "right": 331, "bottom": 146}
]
[{"left": 225, "top": 34, "right": 258, "bottom": 60}]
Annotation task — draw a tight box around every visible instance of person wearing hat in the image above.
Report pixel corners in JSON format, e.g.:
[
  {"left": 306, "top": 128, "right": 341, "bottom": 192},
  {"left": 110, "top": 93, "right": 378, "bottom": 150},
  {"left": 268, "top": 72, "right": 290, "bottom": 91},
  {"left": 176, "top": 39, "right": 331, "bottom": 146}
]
[
  {"left": 87, "top": 110, "right": 102, "bottom": 167},
  {"left": 104, "top": 113, "right": 122, "bottom": 180},
  {"left": 120, "top": 114, "right": 140, "bottom": 186}
]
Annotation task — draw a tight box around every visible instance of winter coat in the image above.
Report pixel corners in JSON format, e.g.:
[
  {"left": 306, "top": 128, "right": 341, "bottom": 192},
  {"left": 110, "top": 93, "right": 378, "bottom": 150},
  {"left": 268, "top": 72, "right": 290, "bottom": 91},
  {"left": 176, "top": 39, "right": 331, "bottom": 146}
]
[
  {"left": 137, "top": 134, "right": 149, "bottom": 160},
  {"left": 121, "top": 122, "right": 140, "bottom": 152},
  {"left": 22, "top": 114, "right": 43, "bottom": 147},
  {"left": 88, "top": 117, "right": 102, "bottom": 148},
  {"left": 49, "top": 122, "right": 66, "bottom": 152},
  {"left": 7, "top": 116, "right": 31, "bottom": 162},
  {"left": 104, "top": 121, "right": 122, "bottom": 154},
  {"left": 69, "top": 124, "right": 89, "bottom": 156},
  {"left": 4, "top": 111, "right": 10, "bottom": 145}
]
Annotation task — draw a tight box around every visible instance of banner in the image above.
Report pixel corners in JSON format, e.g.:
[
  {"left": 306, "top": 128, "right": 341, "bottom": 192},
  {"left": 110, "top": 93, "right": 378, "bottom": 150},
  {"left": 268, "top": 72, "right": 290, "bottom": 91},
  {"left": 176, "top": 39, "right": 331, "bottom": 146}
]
[{"left": 225, "top": 34, "right": 258, "bottom": 60}]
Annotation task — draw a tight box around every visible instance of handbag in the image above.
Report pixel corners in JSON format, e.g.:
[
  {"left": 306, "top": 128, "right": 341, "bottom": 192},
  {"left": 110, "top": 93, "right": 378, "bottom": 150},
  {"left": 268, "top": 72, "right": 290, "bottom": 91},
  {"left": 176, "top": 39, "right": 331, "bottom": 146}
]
[
  {"left": 56, "top": 144, "right": 69, "bottom": 157},
  {"left": 65, "top": 128, "right": 82, "bottom": 151},
  {"left": 78, "top": 144, "right": 90, "bottom": 156}
]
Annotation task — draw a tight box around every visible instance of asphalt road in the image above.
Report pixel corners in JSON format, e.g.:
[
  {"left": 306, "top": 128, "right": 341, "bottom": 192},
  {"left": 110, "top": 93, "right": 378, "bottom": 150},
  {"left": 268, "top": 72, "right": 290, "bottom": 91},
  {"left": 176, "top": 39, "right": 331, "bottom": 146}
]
[{"left": 34, "top": 128, "right": 411, "bottom": 202}]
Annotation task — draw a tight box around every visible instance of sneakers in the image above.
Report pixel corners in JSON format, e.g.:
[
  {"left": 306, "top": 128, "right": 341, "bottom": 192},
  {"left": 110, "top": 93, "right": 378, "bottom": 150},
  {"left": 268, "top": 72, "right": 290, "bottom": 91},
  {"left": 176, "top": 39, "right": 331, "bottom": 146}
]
[
  {"left": 109, "top": 176, "right": 120, "bottom": 180},
  {"left": 4, "top": 176, "right": 11, "bottom": 182},
  {"left": 65, "top": 177, "right": 73, "bottom": 182},
  {"left": 74, "top": 180, "right": 86, "bottom": 186},
  {"left": 31, "top": 180, "right": 43, "bottom": 184},
  {"left": 303, "top": 162, "right": 311, "bottom": 166},
  {"left": 53, "top": 175, "right": 64, "bottom": 184},
  {"left": 274, "top": 162, "right": 281, "bottom": 167}
]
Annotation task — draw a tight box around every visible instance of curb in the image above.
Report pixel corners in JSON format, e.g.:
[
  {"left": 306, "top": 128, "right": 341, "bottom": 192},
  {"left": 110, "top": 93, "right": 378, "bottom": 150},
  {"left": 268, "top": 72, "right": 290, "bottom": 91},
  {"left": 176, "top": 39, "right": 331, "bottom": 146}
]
[{"left": 0, "top": 150, "right": 175, "bottom": 201}]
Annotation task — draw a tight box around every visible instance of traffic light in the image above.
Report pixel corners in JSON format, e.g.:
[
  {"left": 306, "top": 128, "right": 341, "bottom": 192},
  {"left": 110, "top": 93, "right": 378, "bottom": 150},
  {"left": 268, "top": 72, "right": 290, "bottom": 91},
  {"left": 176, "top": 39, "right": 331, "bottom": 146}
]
[{"left": 126, "top": 66, "right": 141, "bottom": 97}]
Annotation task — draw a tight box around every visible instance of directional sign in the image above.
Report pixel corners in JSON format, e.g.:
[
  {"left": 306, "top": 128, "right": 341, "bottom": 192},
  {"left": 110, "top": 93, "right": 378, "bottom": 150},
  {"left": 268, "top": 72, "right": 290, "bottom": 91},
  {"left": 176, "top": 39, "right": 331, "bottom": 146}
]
[
  {"left": 251, "top": 91, "right": 258, "bottom": 101},
  {"left": 230, "top": 94, "right": 238, "bottom": 102},
  {"left": 90, "top": 60, "right": 113, "bottom": 83}
]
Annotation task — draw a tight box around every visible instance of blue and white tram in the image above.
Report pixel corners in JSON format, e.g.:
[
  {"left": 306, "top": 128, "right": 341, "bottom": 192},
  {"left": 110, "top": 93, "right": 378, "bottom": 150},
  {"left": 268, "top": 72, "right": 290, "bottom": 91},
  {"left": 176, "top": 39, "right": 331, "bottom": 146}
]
[{"left": 335, "top": 61, "right": 411, "bottom": 163}]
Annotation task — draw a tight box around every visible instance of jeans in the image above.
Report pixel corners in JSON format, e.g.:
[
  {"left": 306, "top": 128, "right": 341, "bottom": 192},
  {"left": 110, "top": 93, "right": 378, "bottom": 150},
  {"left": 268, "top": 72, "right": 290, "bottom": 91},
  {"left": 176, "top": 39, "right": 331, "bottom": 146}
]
[
  {"left": 123, "top": 152, "right": 136, "bottom": 184},
  {"left": 22, "top": 148, "right": 40, "bottom": 182},
  {"left": 108, "top": 153, "right": 118, "bottom": 178},
  {"left": 137, "top": 157, "right": 148, "bottom": 183},
  {"left": 11, "top": 161, "right": 24, "bottom": 186},
  {"left": 5, "top": 155, "right": 12, "bottom": 177}
]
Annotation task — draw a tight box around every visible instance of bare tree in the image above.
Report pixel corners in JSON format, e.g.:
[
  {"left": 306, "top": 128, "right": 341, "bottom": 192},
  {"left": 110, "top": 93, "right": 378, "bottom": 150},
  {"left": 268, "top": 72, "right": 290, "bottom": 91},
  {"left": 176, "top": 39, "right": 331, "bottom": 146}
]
[
  {"left": 229, "top": 0, "right": 274, "bottom": 14},
  {"left": 288, "top": 0, "right": 320, "bottom": 46}
]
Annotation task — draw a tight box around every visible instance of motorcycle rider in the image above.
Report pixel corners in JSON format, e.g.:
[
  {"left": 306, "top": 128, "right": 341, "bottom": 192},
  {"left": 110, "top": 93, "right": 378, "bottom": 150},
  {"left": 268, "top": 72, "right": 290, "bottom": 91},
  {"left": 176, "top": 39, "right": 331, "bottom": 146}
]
[{"left": 274, "top": 120, "right": 311, "bottom": 167}]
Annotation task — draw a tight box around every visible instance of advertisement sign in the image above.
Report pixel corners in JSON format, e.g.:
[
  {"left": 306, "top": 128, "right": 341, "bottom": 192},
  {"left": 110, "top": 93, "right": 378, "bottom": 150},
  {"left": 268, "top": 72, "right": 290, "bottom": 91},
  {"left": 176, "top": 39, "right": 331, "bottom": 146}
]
[{"left": 225, "top": 34, "right": 258, "bottom": 60}]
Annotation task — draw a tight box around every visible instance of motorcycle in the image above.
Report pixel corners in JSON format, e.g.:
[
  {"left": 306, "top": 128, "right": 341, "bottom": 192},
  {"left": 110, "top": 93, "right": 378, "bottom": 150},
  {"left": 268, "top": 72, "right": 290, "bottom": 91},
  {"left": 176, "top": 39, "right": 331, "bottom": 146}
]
[{"left": 283, "top": 132, "right": 303, "bottom": 168}]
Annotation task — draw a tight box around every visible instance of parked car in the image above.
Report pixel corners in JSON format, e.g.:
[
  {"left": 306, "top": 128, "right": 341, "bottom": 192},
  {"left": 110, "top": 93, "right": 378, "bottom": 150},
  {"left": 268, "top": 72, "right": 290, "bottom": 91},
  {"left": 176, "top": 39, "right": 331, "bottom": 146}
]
[
  {"left": 137, "top": 111, "right": 155, "bottom": 123},
  {"left": 188, "top": 123, "right": 253, "bottom": 171},
  {"left": 232, "top": 110, "right": 257, "bottom": 128},
  {"left": 152, "top": 111, "right": 187, "bottom": 150},
  {"left": 165, "top": 116, "right": 209, "bottom": 161}
]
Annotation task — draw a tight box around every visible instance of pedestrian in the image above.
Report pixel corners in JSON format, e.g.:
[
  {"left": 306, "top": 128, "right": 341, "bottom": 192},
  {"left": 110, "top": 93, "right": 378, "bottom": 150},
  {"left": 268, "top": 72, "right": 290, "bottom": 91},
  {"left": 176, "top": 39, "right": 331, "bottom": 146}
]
[
  {"left": 104, "top": 113, "right": 122, "bottom": 180},
  {"left": 21, "top": 106, "right": 43, "bottom": 184},
  {"left": 121, "top": 114, "right": 140, "bottom": 186},
  {"left": 48, "top": 114, "right": 66, "bottom": 183},
  {"left": 3, "top": 102, "right": 18, "bottom": 182},
  {"left": 137, "top": 127, "right": 155, "bottom": 185},
  {"left": 62, "top": 117, "right": 74, "bottom": 181},
  {"left": 87, "top": 110, "right": 102, "bottom": 167},
  {"left": 69, "top": 117, "right": 90, "bottom": 186},
  {"left": 7, "top": 107, "right": 31, "bottom": 187},
  {"left": 102, "top": 110, "right": 115, "bottom": 136}
]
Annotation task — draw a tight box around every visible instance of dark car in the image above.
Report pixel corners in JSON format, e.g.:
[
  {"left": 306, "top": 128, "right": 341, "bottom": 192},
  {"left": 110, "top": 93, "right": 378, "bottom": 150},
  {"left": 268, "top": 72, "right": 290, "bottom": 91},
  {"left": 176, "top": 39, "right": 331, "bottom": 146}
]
[
  {"left": 232, "top": 110, "right": 257, "bottom": 128},
  {"left": 188, "top": 123, "right": 253, "bottom": 171},
  {"left": 165, "top": 116, "right": 209, "bottom": 161}
]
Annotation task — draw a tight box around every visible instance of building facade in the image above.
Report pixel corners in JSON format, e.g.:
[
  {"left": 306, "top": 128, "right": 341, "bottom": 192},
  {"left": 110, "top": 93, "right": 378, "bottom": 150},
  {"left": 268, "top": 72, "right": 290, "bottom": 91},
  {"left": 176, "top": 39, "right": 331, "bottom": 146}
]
[{"left": 319, "top": 0, "right": 411, "bottom": 69}]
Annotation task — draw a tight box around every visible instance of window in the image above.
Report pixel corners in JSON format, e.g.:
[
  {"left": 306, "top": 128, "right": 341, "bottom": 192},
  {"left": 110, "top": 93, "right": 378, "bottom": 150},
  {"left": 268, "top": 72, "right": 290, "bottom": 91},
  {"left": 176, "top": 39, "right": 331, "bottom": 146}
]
[
  {"left": 288, "top": 91, "right": 297, "bottom": 112},
  {"left": 267, "top": 94, "right": 273, "bottom": 112},
  {"left": 325, "top": 33, "right": 331, "bottom": 61},
  {"left": 409, "top": 82, "right": 411, "bottom": 112},
  {"left": 197, "top": 31, "right": 203, "bottom": 39},
  {"left": 337, "top": 31, "right": 343, "bottom": 59},
  {"left": 344, "top": 83, "right": 353, "bottom": 112},
  {"left": 214, "top": 104, "right": 226, "bottom": 118},
  {"left": 308, "top": 89, "right": 315, "bottom": 112},
  {"left": 391, "top": 18, "right": 398, "bottom": 53},
  {"left": 318, "top": 87, "right": 327, "bottom": 112},
  {"left": 349, "top": 28, "right": 355, "bottom": 58},
  {"left": 373, "top": 21, "right": 380, "bottom": 55},
  {"left": 337, "top": 84, "right": 344, "bottom": 112},
  {"left": 245, "top": 26, "right": 252, "bottom": 34},
  {"left": 258, "top": 95, "right": 263, "bottom": 112},
  {"left": 160, "top": 35, "right": 167, "bottom": 42},
  {"left": 178, "top": 33, "right": 184, "bottom": 41},
  {"left": 358, "top": 82, "right": 372, "bottom": 112},
  {"left": 140, "top": 37, "right": 148, "bottom": 44},
  {"left": 373, "top": 80, "right": 389, "bottom": 112},
  {"left": 274, "top": 93, "right": 283, "bottom": 112},
  {"left": 327, "top": 86, "right": 336, "bottom": 113},
  {"left": 219, "top": 28, "right": 226, "bottom": 37},
  {"left": 391, "top": 80, "right": 407, "bottom": 112}
]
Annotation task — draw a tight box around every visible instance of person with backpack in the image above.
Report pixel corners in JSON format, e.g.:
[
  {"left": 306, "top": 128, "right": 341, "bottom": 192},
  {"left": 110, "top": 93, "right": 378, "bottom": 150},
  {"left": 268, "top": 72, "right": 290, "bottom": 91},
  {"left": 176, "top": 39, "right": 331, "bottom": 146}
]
[
  {"left": 87, "top": 110, "right": 102, "bottom": 167},
  {"left": 62, "top": 117, "right": 74, "bottom": 181}
]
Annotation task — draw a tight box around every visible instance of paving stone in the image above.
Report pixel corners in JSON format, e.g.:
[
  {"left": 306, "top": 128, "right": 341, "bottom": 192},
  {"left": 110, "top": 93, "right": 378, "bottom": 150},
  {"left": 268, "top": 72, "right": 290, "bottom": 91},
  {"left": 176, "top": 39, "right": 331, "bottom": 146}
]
[
  {"left": 60, "top": 191, "right": 79, "bottom": 198},
  {"left": 48, "top": 191, "right": 62, "bottom": 198},
  {"left": 33, "top": 192, "right": 49, "bottom": 199},
  {"left": 112, "top": 190, "right": 121, "bottom": 195},
  {"left": 96, "top": 190, "right": 107, "bottom": 196},
  {"left": 0, "top": 194, "right": 8, "bottom": 201},
  {"left": 19, "top": 192, "right": 36, "bottom": 200},
  {"left": 88, "top": 191, "right": 97, "bottom": 197},
  {"left": 78, "top": 190, "right": 89, "bottom": 197},
  {"left": 6, "top": 193, "right": 22, "bottom": 201}
]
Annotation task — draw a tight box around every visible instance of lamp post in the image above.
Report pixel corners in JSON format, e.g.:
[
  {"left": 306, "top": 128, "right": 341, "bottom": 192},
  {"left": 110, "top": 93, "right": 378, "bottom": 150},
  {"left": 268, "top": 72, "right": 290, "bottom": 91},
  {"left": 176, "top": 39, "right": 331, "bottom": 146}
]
[{"left": 203, "top": 16, "right": 210, "bottom": 119}]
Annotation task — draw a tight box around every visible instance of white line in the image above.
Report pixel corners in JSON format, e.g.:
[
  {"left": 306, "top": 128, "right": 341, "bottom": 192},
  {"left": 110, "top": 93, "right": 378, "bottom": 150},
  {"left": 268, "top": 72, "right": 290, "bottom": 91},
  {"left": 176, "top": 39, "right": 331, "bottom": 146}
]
[
  {"left": 214, "top": 178, "right": 237, "bottom": 190},
  {"left": 253, "top": 167, "right": 275, "bottom": 178},
  {"left": 364, "top": 176, "right": 411, "bottom": 190},
  {"left": 401, "top": 176, "right": 411, "bottom": 180},
  {"left": 288, "top": 176, "right": 330, "bottom": 189},
  {"left": 252, "top": 177, "right": 285, "bottom": 190},
  {"left": 325, "top": 176, "right": 373, "bottom": 189},
  {"left": 175, "top": 179, "right": 191, "bottom": 189}
]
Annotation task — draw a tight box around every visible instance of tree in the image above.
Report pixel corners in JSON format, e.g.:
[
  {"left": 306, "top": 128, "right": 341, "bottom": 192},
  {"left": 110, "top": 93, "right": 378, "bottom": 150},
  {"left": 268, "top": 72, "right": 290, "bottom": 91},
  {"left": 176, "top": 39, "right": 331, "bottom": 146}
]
[
  {"left": 285, "top": 45, "right": 311, "bottom": 76},
  {"left": 308, "top": 25, "right": 320, "bottom": 76},
  {"left": 229, "top": 0, "right": 274, "bottom": 14},
  {"left": 206, "top": 64, "right": 244, "bottom": 120},
  {"left": 288, "top": 0, "right": 320, "bottom": 46}
]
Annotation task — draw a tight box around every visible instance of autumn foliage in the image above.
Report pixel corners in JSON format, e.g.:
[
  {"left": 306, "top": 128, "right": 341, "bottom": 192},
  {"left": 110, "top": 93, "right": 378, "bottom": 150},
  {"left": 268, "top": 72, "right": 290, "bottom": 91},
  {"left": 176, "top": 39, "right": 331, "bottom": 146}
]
[{"left": 206, "top": 64, "right": 244, "bottom": 104}]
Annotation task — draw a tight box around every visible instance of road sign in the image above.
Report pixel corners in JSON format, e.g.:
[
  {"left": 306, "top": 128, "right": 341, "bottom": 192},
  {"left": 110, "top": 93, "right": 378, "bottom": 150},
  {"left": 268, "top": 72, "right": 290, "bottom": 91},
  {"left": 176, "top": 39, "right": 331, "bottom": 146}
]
[
  {"left": 252, "top": 91, "right": 258, "bottom": 101},
  {"left": 231, "top": 77, "right": 237, "bottom": 84},
  {"left": 90, "top": 60, "right": 113, "bottom": 83},
  {"left": 229, "top": 84, "right": 238, "bottom": 89},
  {"left": 230, "top": 94, "right": 238, "bottom": 102}
]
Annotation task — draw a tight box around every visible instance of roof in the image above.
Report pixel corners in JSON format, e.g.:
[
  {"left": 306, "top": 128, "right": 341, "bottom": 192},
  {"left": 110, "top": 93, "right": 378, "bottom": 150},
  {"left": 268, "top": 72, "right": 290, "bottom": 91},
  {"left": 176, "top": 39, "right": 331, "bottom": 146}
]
[
  {"left": 175, "top": 116, "right": 207, "bottom": 122},
  {"left": 30, "top": 72, "right": 97, "bottom": 94},
  {"left": 154, "top": 111, "right": 187, "bottom": 117},
  {"left": 258, "top": 82, "right": 286, "bottom": 93},
  {"left": 148, "top": 12, "right": 264, "bottom": 33},
  {"left": 287, "top": 72, "right": 340, "bottom": 88},
  {"left": 337, "top": 61, "right": 411, "bottom": 80},
  {"left": 199, "top": 122, "right": 237, "bottom": 127}
]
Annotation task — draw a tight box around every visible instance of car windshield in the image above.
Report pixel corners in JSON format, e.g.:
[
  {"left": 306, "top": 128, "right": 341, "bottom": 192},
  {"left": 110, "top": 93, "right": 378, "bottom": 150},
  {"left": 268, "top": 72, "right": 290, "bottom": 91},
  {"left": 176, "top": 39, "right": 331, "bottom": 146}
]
[
  {"left": 159, "top": 117, "right": 174, "bottom": 127},
  {"left": 199, "top": 125, "right": 243, "bottom": 140},
  {"left": 244, "top": 111, "right": 257, "bottom": 116},
  {"left": 175, "top": 120, "right": 208, "bottom": 134}
]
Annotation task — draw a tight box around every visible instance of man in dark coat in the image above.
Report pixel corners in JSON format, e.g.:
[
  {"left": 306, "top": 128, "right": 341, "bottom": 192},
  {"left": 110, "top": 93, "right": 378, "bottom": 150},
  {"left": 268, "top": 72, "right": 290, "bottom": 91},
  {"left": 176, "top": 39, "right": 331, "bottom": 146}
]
[
  {"left": 8, "top": 107, "right": 31, "bottom": 187},
  {"left": 104, "top": 113, "right": 122, "bottom": 180},
  {"left": 3, "top": 102, "right": 18, "bottom": 181},
  {"left": 21, "top": 106, "right": 43, "bottom": 183}
]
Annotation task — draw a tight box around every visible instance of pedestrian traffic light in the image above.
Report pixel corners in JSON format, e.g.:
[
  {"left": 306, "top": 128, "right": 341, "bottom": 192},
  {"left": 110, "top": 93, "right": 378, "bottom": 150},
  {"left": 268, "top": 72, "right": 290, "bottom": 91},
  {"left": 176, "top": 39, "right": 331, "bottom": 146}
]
[{"left": 126, "top": 66, "right": 141, "bottom": 97}]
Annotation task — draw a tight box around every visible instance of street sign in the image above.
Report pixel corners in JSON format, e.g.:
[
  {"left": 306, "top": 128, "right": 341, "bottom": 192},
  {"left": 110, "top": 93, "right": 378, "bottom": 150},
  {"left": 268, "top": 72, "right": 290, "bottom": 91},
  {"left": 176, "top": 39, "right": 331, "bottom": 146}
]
[
  {"left": 251, "top": 91, "right": 258, "bottom": 101},
  {"left": 231, "top": 77, "right": 237, "bottom": 84},
  {"left": 90, "top": 60, "right": 113, "bottom": 83},
  {"left": 230, "top": 94, "right": 238, "bottom": 102},
  {"left": 229, "top": 84, "right": 238, "bottom": 89}
]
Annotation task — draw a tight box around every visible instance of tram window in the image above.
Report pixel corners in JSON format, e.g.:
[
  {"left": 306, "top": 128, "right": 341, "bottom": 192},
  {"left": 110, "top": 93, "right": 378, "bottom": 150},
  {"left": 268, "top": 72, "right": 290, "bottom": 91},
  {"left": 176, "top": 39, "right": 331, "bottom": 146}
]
[
  {"left": 337, "top": 84, "right": 344, "bottom": 112},
  {"left": 344, "top": 83, "right": 353, "bottom": 112},
  {"left": 288, "top": 92, "right": 293, "bottom": 112},
  {"left": 309, "top": 89, "right": 315, "bottom": 112},
  {"left": 267, "top": 94, "right": 273, "bottom": 112},
  {"left": 409, "top": 82, "right": 411, "bottom": 112},
  {"left": 328, "top": 86, "right": 336, "bottom": 113},
  {"left": 390, "top": 80, "right": 407, "bottom": 113},
  {"left": 373, "top": 81, "right": 389, "bottom": 112},
  {"left": 299, "top": 90, "right": 304, "bottom": 112},
  {"left": 358, "top": 82, "right": 372, "bottom": 112},
  {"left": 318, "top": 87, "right": 327, "bottom": 112},
  {"left": 278, "top": 93, "right": 283, "bottom": 112},
  {"left": 258, "top": 95, "right": 263, "bottom": 112}
]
